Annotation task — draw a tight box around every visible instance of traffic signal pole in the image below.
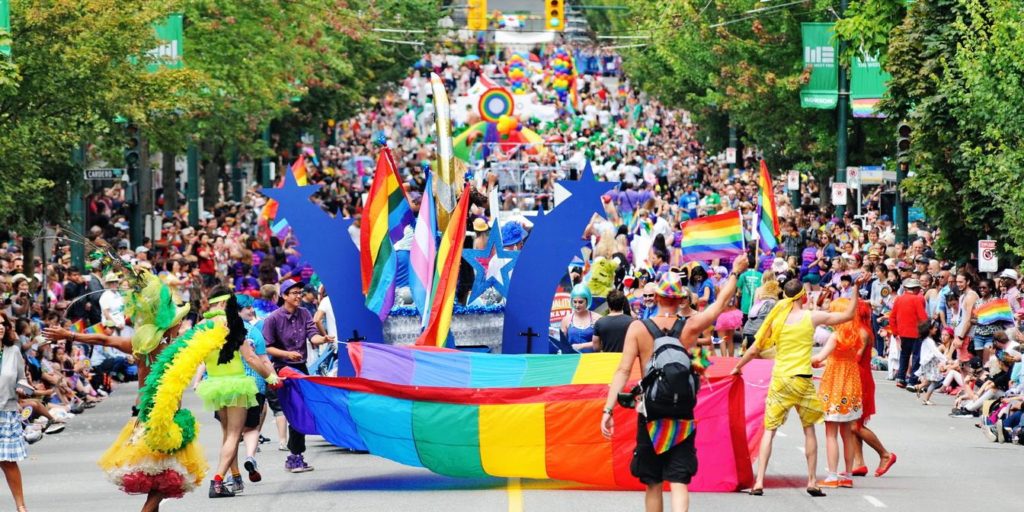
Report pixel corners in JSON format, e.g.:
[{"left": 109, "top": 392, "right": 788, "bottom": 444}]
[
  {"left": 834, "top": 0, "right": 849, "bottom": 216},
  {"left": 187, "top": 144, "right": 200, "bottom": 226},
  {"left": 895, "top": 122, "right": 911, "bottom": 244}
]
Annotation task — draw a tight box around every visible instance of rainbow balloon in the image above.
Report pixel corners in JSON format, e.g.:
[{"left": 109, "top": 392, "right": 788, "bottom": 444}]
[
  {"left": 506, "top": 53, "right": 530, "bottom": 95},
  {"left": 478, "top": 87, "right": 514, "bottom": 123},
  {"left": 277, "top": 342, "right": 773, "bottom": 491}
]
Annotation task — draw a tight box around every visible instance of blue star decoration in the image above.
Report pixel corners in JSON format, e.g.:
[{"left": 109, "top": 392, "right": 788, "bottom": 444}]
[{"left": 463, "top": 220, "right": 520, "bottom": 303}]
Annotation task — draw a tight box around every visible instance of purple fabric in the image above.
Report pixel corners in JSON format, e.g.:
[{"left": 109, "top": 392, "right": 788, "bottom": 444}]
[
  {"left": 262, "top": 306, "right": 319, "bottom": 370},
  {"left": 280, "top": 374, "right": 319, "bottom": 435},
  {"left": 357, "top": 343, "right": 416, "bottom": 385}
]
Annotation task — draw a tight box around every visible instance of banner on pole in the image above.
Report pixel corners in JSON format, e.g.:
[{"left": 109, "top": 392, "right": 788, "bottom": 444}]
[
  {"left": 851, "top": 53, "right": 890, "bottom": 118},
  {"left": 800, "top": 23, "right": 838, "bottom": 109},
  {"left": 147, "top": 14, "right": 184, "bottom": 72},
  {"left": 0, "top": 0, "right": 10, "bottom": 57}
]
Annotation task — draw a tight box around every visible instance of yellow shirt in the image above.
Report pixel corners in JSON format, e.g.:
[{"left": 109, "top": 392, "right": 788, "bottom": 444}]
[{"left": 771, "top": 312, "right": 815, "bottom": 378}]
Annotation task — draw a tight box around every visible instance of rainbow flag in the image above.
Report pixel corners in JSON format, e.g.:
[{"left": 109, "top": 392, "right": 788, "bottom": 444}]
[
  {"left": 977, "top": 298, "right": 1013, "bottom": 325},
  {"left": 416, "top": 184, "right": 471, "bottom": 347},
  {"left": 69, "top": 319, "right": 87, "bottom": 333},
  {"left": 360, "top": 147, "right": 414, "bottom": 321},
  {"left": 270, "top": 218, "right": 290, "bottom": 236},
  {"left": 756, "top": 159, "right": 780, "bottom": 252},
  {"left": 680, "top": 211, "right": 746, "bottom": 262},
  {"left": 261, "top": 154, "right": 309, "bottom": 221},
  {"left": 85, "top": 323, "right": 104, "bottom": 334},
  {"left": 646, "top": 418, "right": 696, "bottom": 455},
  {"left": 410, "top": 170, "right": 438, "bottom": 328}
]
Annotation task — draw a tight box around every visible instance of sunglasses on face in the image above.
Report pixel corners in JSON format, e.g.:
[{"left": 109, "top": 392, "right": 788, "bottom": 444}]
[{"left": 643, "top": 294, "right": 655, "bottom": 298}]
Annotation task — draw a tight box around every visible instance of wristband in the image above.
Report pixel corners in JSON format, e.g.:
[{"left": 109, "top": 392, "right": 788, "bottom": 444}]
[
  {"left": 265, "top": 374, "right": 280, "bottom": 386},
  {"left": 602, "top": 407, "right": 613, "bottom": 415},
  {"left": 730, "top": 272, "right": 739, "bottom": 278}
]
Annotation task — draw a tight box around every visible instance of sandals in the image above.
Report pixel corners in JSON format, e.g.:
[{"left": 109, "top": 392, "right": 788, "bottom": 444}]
[
  {"left": 748, "top": 488, "right": 764, "bottom": 496},
  {"left": 807, "top": 487, "right": 826, "bottom": 497}
]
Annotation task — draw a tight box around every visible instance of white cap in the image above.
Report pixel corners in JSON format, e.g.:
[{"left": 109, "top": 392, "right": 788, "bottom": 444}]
[
  {"left": 135, "top": 246, "right": 149, "bottom": 253},
  {"left": 1000, "top": 269, "right": 1019, "bottom": 281}
]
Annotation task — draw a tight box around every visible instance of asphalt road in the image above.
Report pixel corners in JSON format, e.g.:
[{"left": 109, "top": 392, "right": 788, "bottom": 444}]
[{"left": 16, "top": 370, "right": 1020, "bottom": 512}]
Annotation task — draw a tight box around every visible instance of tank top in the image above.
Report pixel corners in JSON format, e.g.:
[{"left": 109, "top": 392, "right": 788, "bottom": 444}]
[
  {"left": 772, "top": 312, "right": 815, "bottom": 378},
  {"left": 567, "top": 312, "right": 596, "bottom": 349},
  {"left": 203, "top": 349, "right": 245, "bottom": 379}
]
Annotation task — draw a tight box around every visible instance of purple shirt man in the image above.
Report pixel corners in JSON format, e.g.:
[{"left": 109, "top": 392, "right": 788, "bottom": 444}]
[{"left": 262, "top": 305, "right": 320, "bottom": 371}]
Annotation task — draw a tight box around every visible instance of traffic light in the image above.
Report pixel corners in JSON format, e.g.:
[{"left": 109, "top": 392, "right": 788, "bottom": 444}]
[
  {"left": 125, "top": 122, "right": 141, "bottom": 171},
  {"left": 546, "top": 0, "right": 564, "bottom": 31},
  {"left": 896, "top": 122, "right": 911, "bottom": 161},
  {"left": 466, "top": 0, "right": 487, "bottom": 31}
]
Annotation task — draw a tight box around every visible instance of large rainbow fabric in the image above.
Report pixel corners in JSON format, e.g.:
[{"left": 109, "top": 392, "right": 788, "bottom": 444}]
[
  {"left": 977, "top": 298, "right": 1013, "bottom": 325},
  {"left": 416, "top": 184, "right": 470, "bottom": 347},
  {"left": 409, "top": 170, "right": 438, "bottom": 328},
  {"left": 646, "top": 418, "right": 696, "bottom": 455},
  {"left": 680, "top": 211, "right": 745, "bottom": 261},
  {"left": 757, "top": 160, "right": 780, "bottom": 252},
  {"left": 360, "top": 147, "right": 414, "bottom": 320},
  {"left": 277, "top": 343, "right": 774, "bottom": 491}
]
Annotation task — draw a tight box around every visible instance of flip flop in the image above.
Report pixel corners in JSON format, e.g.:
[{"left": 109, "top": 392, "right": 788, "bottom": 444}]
[
  {"left": 748, "top": 488, "right": 764, "bottom": 496},
  {"left": 875, "top": 452, "right": 897, "bottom": 477},
  {"left": 807, "top": 487, "right": 826, "bottom": 497}
]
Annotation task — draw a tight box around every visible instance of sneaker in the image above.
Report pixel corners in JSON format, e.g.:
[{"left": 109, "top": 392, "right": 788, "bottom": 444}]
[
  {"left": 950, "top": 408, "right": 975, "bottom": 418},
  {"left": 996, "top": 420, "right": 1006, "bottom": 443},
  {"left": 817, "top": 474, "right": 841, "bottom": 488},
  {"left": 259, "top": 435, "right": 271, "bottom": 445},
  {"left": 208, "top": 479, "right": 235, "bottom": 498},
  {"left": 982, "top": 425, "right": 999, "bottom": 442},
  {"left": 838, "top": 474, "right": 854, "bottom": 488},
  {"left": 278, "top": 442, "right": 289, "bottom": 452},
  {"left": 244, "top": 456, "right": 262, "bottom": 483},
  {"left": 23, "top": 425, "right": 43, "bottom": 444},
  {"left": 230, "top": 475, "right": 244, "bottom": 494},
  {"left": 43, "top": 420, "right": 65, "bottom": 435},
  {"left": 287, "top": 454, "right": 314, "bottom": 473}
]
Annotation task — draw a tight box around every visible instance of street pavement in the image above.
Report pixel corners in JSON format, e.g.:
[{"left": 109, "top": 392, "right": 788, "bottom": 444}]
[{"left": 17, "top": 369, "right": 1020, "bottom": 512}]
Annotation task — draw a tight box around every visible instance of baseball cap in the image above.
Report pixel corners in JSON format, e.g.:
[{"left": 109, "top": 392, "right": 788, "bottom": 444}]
[{"left": 280, "top": 279, "right": 303, "bottom": 295}]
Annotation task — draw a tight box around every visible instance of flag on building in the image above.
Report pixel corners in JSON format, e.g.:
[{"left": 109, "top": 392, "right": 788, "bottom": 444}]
[{"left": 360, "top": 147, "right": 414, "bottom": 320}]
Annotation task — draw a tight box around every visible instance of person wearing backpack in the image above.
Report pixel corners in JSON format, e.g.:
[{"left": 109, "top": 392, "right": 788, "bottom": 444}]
[
  {"left": 730, "top": 274, "right": 865, "bottom": 497},
  {"left": 600, "top": 256, "right": 748, "bottom": 512}
]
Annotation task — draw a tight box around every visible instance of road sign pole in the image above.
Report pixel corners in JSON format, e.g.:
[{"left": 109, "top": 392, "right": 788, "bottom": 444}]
[
  {"left": 187, "top": 144, "right": 200, "bottom": 226},
  {"left": 70, "top": 144, "right": 87, "bottom": 270},
  {"left": 834, "top": 0, "right": 849, "bottom": 216}
]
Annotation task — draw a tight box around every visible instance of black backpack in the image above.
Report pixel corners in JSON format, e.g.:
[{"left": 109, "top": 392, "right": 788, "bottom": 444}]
[{"left": 639, "top": 318, "right": 699, "bottom": 420}]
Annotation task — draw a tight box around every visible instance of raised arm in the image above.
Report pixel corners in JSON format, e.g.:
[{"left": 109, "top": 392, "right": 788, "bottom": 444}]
[
  {"left": 682, "top": 256, "right": 749, "bottom": 340},
  {"left": 811, "top": 274, "right": 865, "bottom": 327},
  {"left": 42, "top": 326, "right": 132, "bottom": 354}
]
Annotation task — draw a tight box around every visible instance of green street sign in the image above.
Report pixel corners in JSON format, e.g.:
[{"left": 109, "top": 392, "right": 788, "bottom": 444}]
[
  {"left": 147, "top": 13, "right": 183, "bottom": 72},
  {"left": 800, "top": 22, "right": 838, "bottom": 110}
]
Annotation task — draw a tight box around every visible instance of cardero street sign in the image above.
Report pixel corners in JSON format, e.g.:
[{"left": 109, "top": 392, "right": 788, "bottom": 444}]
[{"left": 85, "top": 168, "right": 125, "bottom": 180}]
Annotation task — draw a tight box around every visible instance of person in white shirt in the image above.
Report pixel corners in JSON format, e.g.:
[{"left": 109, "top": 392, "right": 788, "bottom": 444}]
[{"left": 98, "top": 274, "right": 125, "bottom": 330}]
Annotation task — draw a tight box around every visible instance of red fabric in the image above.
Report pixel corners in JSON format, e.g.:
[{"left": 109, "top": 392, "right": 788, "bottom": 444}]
[{"left": 890, "top": 293, "right": 927, "bottom": 338}]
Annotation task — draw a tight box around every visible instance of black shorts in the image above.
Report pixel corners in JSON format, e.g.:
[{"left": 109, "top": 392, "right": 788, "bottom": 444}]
[
  {"left": 245, "top": 394, "right": 267, "bottom": 429},
  {"left": 264, "top": 387, "right": 283, "bottom": 415},
  {"left": 631, "top": 415, "right": 698, "bottom": 485}
]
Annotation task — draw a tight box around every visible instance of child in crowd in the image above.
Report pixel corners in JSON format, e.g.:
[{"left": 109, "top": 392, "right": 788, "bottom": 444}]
[{"left": 913, "top": 321, "right": 945, "bottom": 404}]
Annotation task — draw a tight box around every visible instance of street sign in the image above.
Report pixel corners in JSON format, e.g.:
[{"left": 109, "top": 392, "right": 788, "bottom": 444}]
[
  {"left": 84, "top": 168, "right": 124, "bottom": 180},
  {"left": 860, "top": 165, "right": 884, "bottom": 185},
  {"left": 846, "top": 166, "right": 860, "bottom": 187},
  {"left": 978, "top": 240, "right": 998, "bottom": 273},
  {"left": 787, "top": 170, "right": 800, "bottom": 191},
  {"left": 725, "top": 147, "right": 737, "bottom": 164},
  {"left": 831, "top": 182, "right": 847, "bottom": 205}
]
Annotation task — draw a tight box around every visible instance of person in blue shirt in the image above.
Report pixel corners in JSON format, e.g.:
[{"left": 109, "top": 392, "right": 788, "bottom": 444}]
[{"left": 677, "top": 184, "right": 700, "bottom": 221}]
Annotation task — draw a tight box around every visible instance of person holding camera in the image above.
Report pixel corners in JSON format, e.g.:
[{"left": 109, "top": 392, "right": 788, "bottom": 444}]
[{"left": 600, "top": 256, "right": 746, "bottom": 512}]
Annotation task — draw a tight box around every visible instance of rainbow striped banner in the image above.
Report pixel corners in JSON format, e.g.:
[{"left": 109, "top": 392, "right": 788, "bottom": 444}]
[
  {"left": 68, "top": 319, "right": 87, "bottom": 333},
  {"left": 977, "top": 298, "right": 1013, "bottom": 325},
  {"left": 680, "top": 211, "right": 746, "bottom": 262},
  {"left": 360, "top": 147, "right": 414, "bottom": 321},
  {"left": 756, "top": 159, "right": 780, "bottom": 252},
  {"left": 416, "top": 184, "right": 470, "bottom": 347}
]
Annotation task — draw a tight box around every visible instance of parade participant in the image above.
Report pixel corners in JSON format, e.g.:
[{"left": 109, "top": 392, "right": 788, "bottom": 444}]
[
  {"left": 236, "top": 293, "right": 275, "bottom": 484},
  {"left": 44, "top": 269, "right": 201, "bottom": 512},
  {"left": 714, "top": 295, "right": 742, "bottom": 357},
  {"left": 847, "top": 300, "right": 897, "bottom": 477},
  {"left": 810, "top": 298, "right": 865, "bottom": 488},
  {"left": 0, "top": 313, "right": 29, "bottom": 512},
  {"left": 262, "top": 278, "right": 334, "bottom": 473},
  {"left": 195, "top": 286, "right": 278, "bottom": 498},
  {"left": 731, "top": 274, "right": 864, "bottom": 497},
  {"left": 600, "top": 256, "right": 747, "bottom": 512},
  {"left": 563, "top": 284, "right": 602, "bottom": 352},
  {"left": 592, "top": 290, "right": 633, "bottom": 353},
  {"left": 953, "top": 272, "right": 979, "bottom": 362},
  {"left": 890, "top": 278, "right": 927, "bottom": 388}
]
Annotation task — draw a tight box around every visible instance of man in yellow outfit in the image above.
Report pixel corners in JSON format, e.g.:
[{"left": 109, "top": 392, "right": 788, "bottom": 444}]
[{"left": 731, "top": 275, "right": 864, "bottom": 497}]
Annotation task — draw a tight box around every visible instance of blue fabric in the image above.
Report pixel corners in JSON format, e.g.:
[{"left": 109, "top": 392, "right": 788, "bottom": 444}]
[
  {"left": 412, "top": 350, "right": 473, "bottom": 387},
  {"left": 348, "top": 393, "right": 421, "bottom": 467},
  {"left": 469, "top": 354, "right": 527, "bottom": 387},
  {"left": 297, "top": 382, "right": 367, "bottom": 451}
]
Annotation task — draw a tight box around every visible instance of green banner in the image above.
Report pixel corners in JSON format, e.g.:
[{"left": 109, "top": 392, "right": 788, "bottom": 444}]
[
  {"left": 850, "top": 53, "right": 890, "bottom": 118},
  {"left": 147, "top": 13, "right": 183, "bottom": 72},
  {"left": 0, "top": 0, "right": 10, "bottom": 57},
  {"left": 800, "top": 22, "right": 838, "bottom": 110}
]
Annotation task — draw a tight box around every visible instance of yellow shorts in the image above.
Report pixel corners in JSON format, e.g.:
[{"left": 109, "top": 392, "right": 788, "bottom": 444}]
[{"left": 763, "top": 376, "right": 825, "bottom": 430}]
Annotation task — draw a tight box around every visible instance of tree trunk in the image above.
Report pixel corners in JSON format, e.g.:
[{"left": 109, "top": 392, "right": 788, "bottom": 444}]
[{"left": 162, "top": 150, "right": 178, "bottom": 213}]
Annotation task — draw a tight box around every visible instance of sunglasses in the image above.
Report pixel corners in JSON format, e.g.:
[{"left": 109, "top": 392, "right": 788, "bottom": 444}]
[{"left": 643, "top": 294, "right": 655, "bottom": 298}]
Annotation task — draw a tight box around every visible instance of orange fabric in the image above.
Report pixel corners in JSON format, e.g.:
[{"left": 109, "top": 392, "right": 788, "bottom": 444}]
[{"left": 544, "top": 400, "right": 616, "bottom": 486}]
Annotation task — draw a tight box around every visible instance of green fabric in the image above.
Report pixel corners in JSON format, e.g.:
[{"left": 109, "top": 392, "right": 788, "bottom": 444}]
[
  {"left": 521, "top": 354, "right": 580, "bottom": 386},
  {"left": 412, "top": 402, "right": 486, "bottom": 477},
  {"left": 799, "top": 22, "right": 839, "bottom": 109}
]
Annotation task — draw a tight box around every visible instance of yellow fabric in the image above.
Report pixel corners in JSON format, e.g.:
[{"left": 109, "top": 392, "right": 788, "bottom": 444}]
[
  {"left": 98, "top": 419, "right": 207, "bottom": 494},
  {"left": 754, "top": 287, "right": 806, "bottom": 351},
  {"left": 570, "top": 353, "right": 621, "bottom": 384},
  {"left": 767, "top": 313, "right": 815, "bottom": 378},
  {"left": 763, "top": 376, "right": 824, "bottom": 430},
  {"left": 478, "top": 403, "right": 548, "bottom": 479},
  {"left": 204, "top": 349, "right": 245, "bottom": 378}
]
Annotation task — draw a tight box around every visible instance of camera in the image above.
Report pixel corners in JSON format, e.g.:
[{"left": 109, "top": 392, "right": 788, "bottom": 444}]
[{"left": 616, "top": 384, "right": 642, "bottom": 409}]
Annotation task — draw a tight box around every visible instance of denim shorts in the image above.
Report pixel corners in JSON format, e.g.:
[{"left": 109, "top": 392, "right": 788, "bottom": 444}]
[{"left": 973, "top": 333, "right": 994, "bottom": 351}]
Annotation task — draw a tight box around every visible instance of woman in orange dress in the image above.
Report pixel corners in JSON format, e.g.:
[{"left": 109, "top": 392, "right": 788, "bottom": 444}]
[{"left": 810, "top": 298, "right": 864, "bottom": 488}]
